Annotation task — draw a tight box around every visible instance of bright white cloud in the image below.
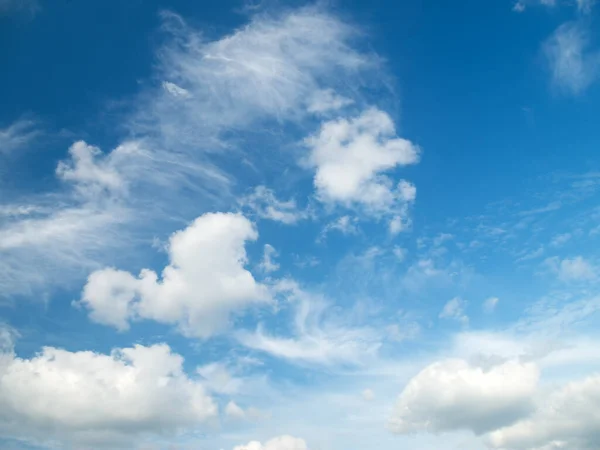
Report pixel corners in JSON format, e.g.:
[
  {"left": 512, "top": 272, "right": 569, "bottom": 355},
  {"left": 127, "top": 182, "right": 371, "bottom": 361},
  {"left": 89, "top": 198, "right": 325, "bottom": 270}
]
[
  {"left": 388, "top": 359, "right": 539, "bottom": 435},
  {"left": 544, "top": 21, "right": 600, "bottom": 95},
  {"left": 305, "top": 108, "right": 419, "bottom": 221},
  {"left": 483, "top": 297, "right": 500, "bottom": 314},
  {"left": 0, "top": 118, "right": 38, "bottom": 154},
  {"left": 439, "top": 297, "right": 469, "bottom": 324},
  {"left": 233, "top": 435, "right": 308, "bottom": 450},
  {"left": 79, "top": 212, "right": 270, "bottom": 338},
  {"left": 225, "top": 401, "right": 247, "bottom": 420},
  {"left": 488, "top": 374, "right": 600, "bottom": 450},
  {"left": 0, "top": 341, "right": 216, "bottom": 446}
]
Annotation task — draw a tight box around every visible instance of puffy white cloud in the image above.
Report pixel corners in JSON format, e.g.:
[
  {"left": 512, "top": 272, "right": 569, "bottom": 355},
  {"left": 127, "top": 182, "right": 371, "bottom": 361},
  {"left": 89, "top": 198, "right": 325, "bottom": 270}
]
[
  {"left": 483, "top": 297, "right": 500, "bottom": 314},
  {"left": 0, "top": 118, "right": 38, "bottom": 154},
  {"left": 0, "top": 341, "right": 216, "bottom": 447},
  {"left": 488, "top": 374, "right": 600, "bottom": 450},
  {"left": 241, "top": 186, "right": 308, "bottom": 225},
  {"left": 233, "top": 435, "right": 308, "bottom": 450},
  {"left": 439, "top": 297, "right": 469, "bottom": 324},
  {"left": 388, "top": 359, "right": 539, "bottom": 435},
  {"left": 79, "top": 212, "right": 270, "bottom": 338},
  {"left": 544, "top": 255, "right": 597, "bottom": 282},
  {"left": 56, "top": 141, "right": 124, "bottom": 196},
  {"left": 544, "top": 21, "right": 600, "bottom": 95},
  {"left": 305, "top": 108, "right": 419, "bottom": 218}
]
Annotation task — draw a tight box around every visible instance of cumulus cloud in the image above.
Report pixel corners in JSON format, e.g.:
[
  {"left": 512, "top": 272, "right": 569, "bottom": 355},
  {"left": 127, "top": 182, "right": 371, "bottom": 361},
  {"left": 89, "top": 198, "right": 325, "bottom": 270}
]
[
  {"left": 488, "top": 374, "right": 600, "bottom": 449},
  {"left": 233, "top": 435, "right": 308, "bottom": 450},
  {"left": 388, "top": 359, "right": 539, "bottom": 435},
  {"left": 544, "top": 21, "right": 600, "bottom": 95},
  {"left": 305, "top": 108, "right": 419, "bottom": 225},
  {"left": 0, "top": 341, "right": 216, "bottom": 447},
  {"left": 78, "top": 212, "right": 270, "bottom": 338}
]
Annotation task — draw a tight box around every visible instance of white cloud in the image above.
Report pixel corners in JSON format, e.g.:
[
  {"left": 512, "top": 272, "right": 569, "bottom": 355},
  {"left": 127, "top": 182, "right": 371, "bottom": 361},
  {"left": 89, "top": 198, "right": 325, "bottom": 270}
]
[
  {"left": 56, "top": 141, "right": 124, "bottom": 196},
  {"left": 483, "top": 297, "right": 500, "bottom": 314},
  {"left": 388, "top": 359, "right": 539, "bottom": 435},
  {"left": 162, "top": 81, "right": 191, "bottom": 98},
  {"left": 544, "top": 21, "right": 600, "bottom": 95},
  {"left": 439, "top": 297, "right": 469, "bottom": 324},
  {"left": 319, "top": 215, "right": 359, "bottom": 239},
  {"left": 544, "top": 255, "right": 597, "bottom": 282},
  {"left": 241, "top": 186, "right": 308, "bottom": 225},
  {"left": 306, "top": 88, "right": 353, "bottom": 114},
  {"left": 577, "top": 0, "right": 596, "bottom": 13},
  {"left": 393, "top": 246, "right": 407, "bottom": 261},
  {"left": 305, "top": 108, "right": 419, "bottom": 222},
  {"left": 78, "top": 212, "right": 270, "bottom": 338},
  {"left": 139, "top": 7, "right": 374, "bottom": 152},
  {"left": 233, "top": 435, "right": 308, "bottom": 450},
  {"left": 0, "top": 341, "right": 216, "bottom": 447},
  {"left": 488, "top": 374, "right": 600, "bottom": 450},
  {"left": 0, "top": 118, "right": 38, "bottom": 154},
  {"left": 237, "top": 282, "right": 382, "bottom": 366},
  {"left": 259, "top": 244, "right": 280, "bottom": 273}
]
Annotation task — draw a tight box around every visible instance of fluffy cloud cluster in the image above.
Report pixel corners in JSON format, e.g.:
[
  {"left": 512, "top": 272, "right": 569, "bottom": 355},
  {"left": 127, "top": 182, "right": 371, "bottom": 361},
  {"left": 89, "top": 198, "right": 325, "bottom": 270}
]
[
  {"left": 0, "top": 340, "right": 216, "bottom": 446},
  {"left": 388, "top": 359, "right": 539, "bottom": 435},
  {"left": 305, "top": 108, "right": 419, "bottom": 228},
  {"left": 79, "top": 212, "right": 269, "bottom": 338},
  {"left": 233, "top": 435, "right": 309, "bottom": 450}
]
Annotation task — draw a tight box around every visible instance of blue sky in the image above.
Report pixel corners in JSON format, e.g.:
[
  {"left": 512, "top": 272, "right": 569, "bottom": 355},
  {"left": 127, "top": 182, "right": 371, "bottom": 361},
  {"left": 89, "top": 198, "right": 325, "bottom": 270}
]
[{"left": 1, "top": 0, "right": 600, "bottom": 449}]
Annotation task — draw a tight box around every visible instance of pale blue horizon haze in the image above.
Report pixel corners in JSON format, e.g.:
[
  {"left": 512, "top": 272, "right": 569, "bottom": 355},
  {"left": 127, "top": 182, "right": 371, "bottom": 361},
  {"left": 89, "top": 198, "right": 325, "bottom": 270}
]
[{"left": 1, "top": 0, "right": 600, "bottom": 449}]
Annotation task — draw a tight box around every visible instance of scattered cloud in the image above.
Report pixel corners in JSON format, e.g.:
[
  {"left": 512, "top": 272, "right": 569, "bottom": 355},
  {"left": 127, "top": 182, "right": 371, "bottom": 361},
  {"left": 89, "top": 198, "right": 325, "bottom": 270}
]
[
  {"left": 78, "top": 212, "right": 270, "bottom": 338},
  {"left": 259, "top": 244, "right": 280, "bottom": 274},
  {"left": 439, "top": 297, "right": 469, "bottom": 325},
  {"left": 0, "top": 118, "right": 39, "bottom": 154},
  {"left": 233, "top": 435, "right": 308, "bottom": 450},
  {"left": 483, "top": 297, "right": 500, "bottom": 314},
  {"left": 241, "top": 186, "right": 308, "bottom": 225},
  {"left": 544, "top": 21, "right": 600, "bottom": 95},
  {"left": 544, "top": 255, "right": 597, "bottom": 282},
  {"left": 550, "top": 232, "right": 572, "bottom": 247},
  {"left": 361, "top": 388, "right": 375, "bottom": 401}
]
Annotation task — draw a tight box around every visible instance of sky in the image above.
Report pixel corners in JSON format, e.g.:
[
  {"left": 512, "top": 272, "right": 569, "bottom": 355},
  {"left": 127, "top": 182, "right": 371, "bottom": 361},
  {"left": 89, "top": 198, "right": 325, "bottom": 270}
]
[{"left": 1, "top": 0, "right": 600, "bottom": 449}]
